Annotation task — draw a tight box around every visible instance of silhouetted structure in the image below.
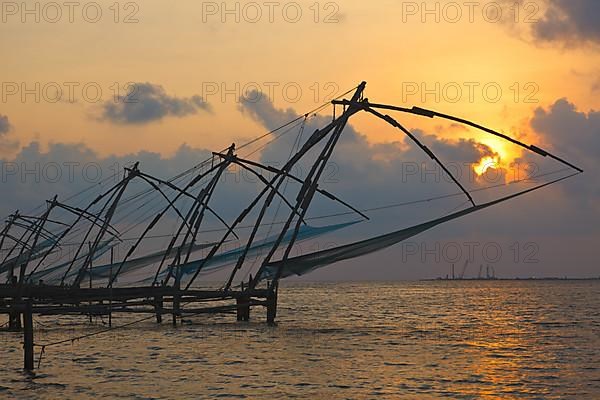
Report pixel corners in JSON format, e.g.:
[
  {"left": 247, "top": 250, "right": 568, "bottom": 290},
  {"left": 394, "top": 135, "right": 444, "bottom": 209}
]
[{"left": 0, "top": 82, "right": 582, "bottom": 370}]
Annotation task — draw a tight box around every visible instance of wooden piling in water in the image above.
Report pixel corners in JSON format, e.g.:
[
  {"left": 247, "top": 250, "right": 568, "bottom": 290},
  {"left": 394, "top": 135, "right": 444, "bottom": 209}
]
[
  {"left": 172, "top": 294, "right": 180, "bottom": 327},
  {"left": 8, "top": 308, "right": 21, "bottom": 331},
  {"left": 23, "top": 301, "right": 34, "bottom": 371},
  {"left": 236, "top": 295, "right": 250, "bottom": 322},
  {"left": 109, "top": 247, "right": 113, "bottom": 327},
  {"left": 88, "top": 242, "right": 93, "bottom": 324},
  {"left": 155, "top": 295, "right": 163, "bottom": 324},
  {"left": 172, "top": 270, "right": 181, "bottom": 327},
  {"left": 266, "top": 290, "right": 277, "bottom": 325},
  {"left": 8, "top": 277, "right": 22, "bottom": 331}
]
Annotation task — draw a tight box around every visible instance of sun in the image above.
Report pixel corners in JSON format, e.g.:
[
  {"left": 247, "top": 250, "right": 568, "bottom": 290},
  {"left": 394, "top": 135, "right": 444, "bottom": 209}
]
[
  {"left": 472, "top": 134, "right": 524, "bottom": 178},
  {"left": 474, "top": 155, "right": 500, "bottom": 176}
]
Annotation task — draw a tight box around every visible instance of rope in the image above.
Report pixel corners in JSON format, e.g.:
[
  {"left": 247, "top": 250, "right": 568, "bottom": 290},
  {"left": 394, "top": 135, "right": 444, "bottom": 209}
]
[
  {"left": 241, "top": 114, "right": 309, "bottom": 283},
  {"left": 29, "top": 314, "right": 156, "bottom": 368},
  {"left": 33, "top": 314, "right": 155, "bottom": 348},
  {"left": 30, "top": 167, "right": 573, "bottom": 245},
  {"left": 37, "top": 346, "right": 45, "bottom": 369}
]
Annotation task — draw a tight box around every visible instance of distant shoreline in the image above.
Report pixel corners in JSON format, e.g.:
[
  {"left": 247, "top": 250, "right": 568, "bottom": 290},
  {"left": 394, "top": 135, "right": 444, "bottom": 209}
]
[
  {"left": 282, "top": 278, "right": 600, "bottom": 284},
  {"left": 420, "top": 277, "right": 600, "bottom": 282}
]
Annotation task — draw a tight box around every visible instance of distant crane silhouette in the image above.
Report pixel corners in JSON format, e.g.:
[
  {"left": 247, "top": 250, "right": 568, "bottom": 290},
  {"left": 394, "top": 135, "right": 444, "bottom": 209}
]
[
  {"left": 458, "top": 259, "right": 469, "bottom": 279},
  {"left": 488, "top": 264, "right": 497, "bottom": 279},
  {"left": 450, "top": 260, "right": 470, "bottom": 279}
]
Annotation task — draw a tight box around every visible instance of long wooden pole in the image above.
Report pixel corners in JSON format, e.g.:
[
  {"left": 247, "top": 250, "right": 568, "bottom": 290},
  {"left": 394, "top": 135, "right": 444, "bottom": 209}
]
[
  {"left": 88, "top": 242, "right": 92, "bottom": 323},
  {"left": 109, "top": 247, "right": 113, "bottom": 327},
  {"left": 23, "top": 300, "right": 34, "bottom": 370}
]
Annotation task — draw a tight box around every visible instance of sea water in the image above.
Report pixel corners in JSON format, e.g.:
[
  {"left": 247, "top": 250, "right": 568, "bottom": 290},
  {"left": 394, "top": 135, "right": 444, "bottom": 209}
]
[{"left": 1, "top": 281, "right": 599, "bottom": 399}]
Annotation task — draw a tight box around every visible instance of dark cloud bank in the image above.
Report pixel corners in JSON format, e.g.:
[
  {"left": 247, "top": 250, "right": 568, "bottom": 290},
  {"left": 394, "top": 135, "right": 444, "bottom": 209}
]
[
  {"left": 533, "top": 0, "right": 600, "bottom": 45},
  {"left": 0, "top": 114, "right": 11, "bottom": 135},
  {"left": 99, "top": 82, "right": 211, "bottom": 125}
]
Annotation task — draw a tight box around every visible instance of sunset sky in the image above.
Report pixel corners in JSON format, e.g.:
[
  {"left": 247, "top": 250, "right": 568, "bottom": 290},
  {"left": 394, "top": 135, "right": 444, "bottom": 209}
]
[{"left": 1, "top": 0, "right": 599, "bottom": 278}]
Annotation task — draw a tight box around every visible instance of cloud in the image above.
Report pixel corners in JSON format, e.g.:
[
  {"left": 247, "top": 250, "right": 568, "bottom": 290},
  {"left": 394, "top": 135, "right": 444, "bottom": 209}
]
[
  {"left": 529, "top": 98, "right": 600, "bottom": 201},
  {"left": 532, "top": 0, "right": 600, "bottom": 45},
  {"left": 238, "top": 90, "right": 298, "bottom": 129},
  {"left": 2, "top": 143, "right": 218, "bottom": 211},
  {"left": 531, "top": 98, "right": 599, "bottom": 163},
  {"left": 99, "top": 82, "right": 211, "bottom": 125},
  {"left": 0, "top": 114, "right": 11, "bottom": 135}
]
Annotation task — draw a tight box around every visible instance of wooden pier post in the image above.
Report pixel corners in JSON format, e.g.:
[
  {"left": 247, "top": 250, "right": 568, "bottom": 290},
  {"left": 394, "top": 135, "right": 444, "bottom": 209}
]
[
  {"left": 172, "top": 268, "right": 180, "bottom": 327},
  {"left": 236, "top": 295, "right": 250, "bottom": 322},
  {"left": 266, "top": 288, "right": 277, "bottom": 325},
  {"left": 8, "top": 276, "right": 21, "bottom": 331},
  {"left": 172, "top": 294, "right": 180, "bottom": 327},
  {"left": 155, "top": 295, "right": 163, "bottom": 324},
  {"left": 108, "top": 247, "right": 113, "bottom": 327},
  {"left": 88, "top": 242, "right": 93, "bottom": 324},
  {"left": 23, "top": 300, "right": 34, "bottom": 371},
  {"left": 8, "top": 308, "right": 21, "bottom": 331}
]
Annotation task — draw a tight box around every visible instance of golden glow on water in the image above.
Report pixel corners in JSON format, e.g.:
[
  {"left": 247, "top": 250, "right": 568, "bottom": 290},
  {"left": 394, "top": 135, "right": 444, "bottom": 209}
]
[{"left": 0, "top": 281, "right": 598, "bottom": 398}]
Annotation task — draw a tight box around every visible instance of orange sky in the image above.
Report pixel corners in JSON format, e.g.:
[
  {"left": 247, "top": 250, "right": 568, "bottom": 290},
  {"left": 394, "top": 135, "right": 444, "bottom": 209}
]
[{"left": 1, "top": 0, "right": 599, "bottom": 164}]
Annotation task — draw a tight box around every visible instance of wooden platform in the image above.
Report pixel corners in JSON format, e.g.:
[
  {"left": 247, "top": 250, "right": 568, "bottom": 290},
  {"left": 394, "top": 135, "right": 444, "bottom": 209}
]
[{"left": 0, "top": 283, "right": 277, "bottom": 370}]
